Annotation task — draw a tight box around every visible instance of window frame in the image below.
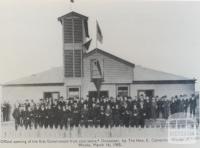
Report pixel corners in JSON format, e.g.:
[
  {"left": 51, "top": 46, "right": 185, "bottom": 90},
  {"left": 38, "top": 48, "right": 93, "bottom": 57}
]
[
  {"left": 116, "top": 85, "right": 130, "bottom": 97},
  {"left": 67, "top": 86, "right": 81, "bottom": 98}
]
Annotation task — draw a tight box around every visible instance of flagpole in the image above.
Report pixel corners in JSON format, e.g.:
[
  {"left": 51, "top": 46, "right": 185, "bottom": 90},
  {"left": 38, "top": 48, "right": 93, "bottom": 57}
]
[
  {"left": 96, "top": 20, "right": 98, "bottom": 49},
  {"left": 69, "top": 0, "right": 74, "bottom": 11}
]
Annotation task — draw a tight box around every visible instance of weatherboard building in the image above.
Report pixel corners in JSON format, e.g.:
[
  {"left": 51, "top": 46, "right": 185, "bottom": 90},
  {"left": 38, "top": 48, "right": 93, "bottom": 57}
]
[{"left": 2, "top": 11, "right": 196, "bottom": 103}]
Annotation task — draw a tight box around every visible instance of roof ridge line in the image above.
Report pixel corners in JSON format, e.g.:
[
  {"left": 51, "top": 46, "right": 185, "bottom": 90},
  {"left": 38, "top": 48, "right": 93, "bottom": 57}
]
[{"left": 86, "top": 48, "right": 135, "bottom": 67}]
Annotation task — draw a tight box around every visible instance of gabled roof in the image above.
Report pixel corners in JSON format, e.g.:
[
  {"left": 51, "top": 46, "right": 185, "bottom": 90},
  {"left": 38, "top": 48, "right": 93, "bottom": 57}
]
[
  {"left": 133, "top": 65, "right": 195, "bottom": 84},
  {"left": 3, "top": 67, "right": 64, "bottom": 86},
  {"left": 58, "top": 11, "right": 89, "bottom": 37},
  {"left": 58, "top": 11, "right": 88, "bottom": 22},
  {"left": 3, "top": 50, "right": 195, "bottom": 86},
  {"left": 85, "top": 48, "right": 135, "bottom": 67}
]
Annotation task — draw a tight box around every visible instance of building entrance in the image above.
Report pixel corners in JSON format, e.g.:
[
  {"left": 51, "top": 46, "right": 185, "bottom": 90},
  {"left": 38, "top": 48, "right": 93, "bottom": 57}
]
[
  {"left": 88, "top": 91, "right": 109, "bottom": 99},
  {"left": 138, "top": 89, "right": 154, "bottom": 98}
]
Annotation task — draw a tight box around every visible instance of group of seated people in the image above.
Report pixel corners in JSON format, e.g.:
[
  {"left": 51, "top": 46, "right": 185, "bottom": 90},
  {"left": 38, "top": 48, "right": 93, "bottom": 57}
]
[{"left": 12, "top": 94, "right": 198, "bottom": 130}]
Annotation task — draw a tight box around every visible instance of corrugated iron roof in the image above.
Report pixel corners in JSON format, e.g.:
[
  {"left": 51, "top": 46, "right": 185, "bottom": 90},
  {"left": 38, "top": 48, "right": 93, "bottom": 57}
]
[
  {"left": 134, "top": 65, "right": 193, "bottom": 81},
  {"left": 3, "top": 49, "right": 194, "bottom": 86},
  {"left": 3, "top": 67, "right": 64, "bottom": 86},
  {"left": 58, "top": 11, "right": 88, "bottom": 23}
]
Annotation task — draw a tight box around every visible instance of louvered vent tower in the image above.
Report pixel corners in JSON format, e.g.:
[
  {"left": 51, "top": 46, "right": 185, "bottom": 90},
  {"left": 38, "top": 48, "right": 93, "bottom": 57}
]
[{"left": 58, "top": 12, "right": 89, "bottom": 78}]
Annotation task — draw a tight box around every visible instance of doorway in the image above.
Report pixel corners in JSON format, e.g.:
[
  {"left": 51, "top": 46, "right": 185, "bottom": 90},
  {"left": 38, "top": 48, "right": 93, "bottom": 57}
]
[
  {"left": 88, "top": 91, "right": 109, "bottom": 99},
  {"left": 137, "top": 89, "right": 154, "bottom": 98}
]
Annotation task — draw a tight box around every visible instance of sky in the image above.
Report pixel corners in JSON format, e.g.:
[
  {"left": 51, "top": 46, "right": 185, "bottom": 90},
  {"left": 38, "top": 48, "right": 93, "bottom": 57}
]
[{"left": 0, "top": 0, "right": 200, "bottom": 97}]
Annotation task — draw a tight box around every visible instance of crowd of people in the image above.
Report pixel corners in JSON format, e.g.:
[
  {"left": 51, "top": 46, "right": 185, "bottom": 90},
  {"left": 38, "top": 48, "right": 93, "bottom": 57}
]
[{"left": 11, "top": 94, "right": 198, "bottom": 130}]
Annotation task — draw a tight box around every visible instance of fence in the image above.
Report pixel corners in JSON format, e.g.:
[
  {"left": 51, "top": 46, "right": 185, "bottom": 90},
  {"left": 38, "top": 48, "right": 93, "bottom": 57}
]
[
  {"left": 0, "top": 121, "right": 169, "bottom": 139},
  {"left": 1, "top": 119, "right": 199, "bottom": 139}
]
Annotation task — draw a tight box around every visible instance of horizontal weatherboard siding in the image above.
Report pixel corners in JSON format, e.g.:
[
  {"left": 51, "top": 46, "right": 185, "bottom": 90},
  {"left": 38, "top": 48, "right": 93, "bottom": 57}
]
[
  {"left": 133, "top": 80, "right": 196, "bottom": 84},
  {"left": 3, "top": 83, "right": 65, "bottom": 87}
]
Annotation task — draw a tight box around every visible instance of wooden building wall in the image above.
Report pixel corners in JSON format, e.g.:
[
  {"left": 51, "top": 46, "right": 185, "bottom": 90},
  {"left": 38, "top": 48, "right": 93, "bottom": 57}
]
[
  {"left": 81, "top": 52, "right": 134, "bottom": 98},
  {"left": 2, "top": 85, "right": 65, "bottom": 104}
]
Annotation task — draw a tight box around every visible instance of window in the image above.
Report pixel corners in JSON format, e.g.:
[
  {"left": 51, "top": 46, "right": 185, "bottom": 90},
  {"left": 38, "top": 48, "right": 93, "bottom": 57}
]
[
  {"left": 117, "top": 85, "right": 129, "bottom": 97},
  {"left": 67, "top": 87, "right": 80, "bottom": 98},
  {"left": 43, "top": 92, "right": 60, "bottom": 99}
]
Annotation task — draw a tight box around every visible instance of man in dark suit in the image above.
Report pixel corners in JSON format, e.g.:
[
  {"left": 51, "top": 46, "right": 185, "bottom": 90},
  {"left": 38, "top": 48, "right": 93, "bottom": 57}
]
[
  {"left": 58, "top": 96, "right": 66, "bottom": 108},
  {"left": 71, "top": 103, "right": 80, "bottom": 127},
  {"left": 104, "top": 104, "right": 112, "bottom": 128},
  {"left": 123, "top": 103, "right": 131, "bottom": 127},
  {"left": 190, "top": 94, "right": 197, "bottom": 117},
  {"left": 47, "top": 105, "right": 54, "bottom": 129},
  {"left": 112, "top": 103, "right": 120, "bottom": 127},
  {"left": 80, "top": 104, "right": 89, "bottom": 128},
  {"left": 51, "top": 102, "right": 58, "bottom": 128},
  {"left": 24, "top": 107, "right": 32, "bottom": 130},
  {"left": 44, "top": 105, "right": 51, "bottom": 129},
  {"left": 99, "top": 105, "right": 105, "bottom": 127},
  {"left": 119, "top": 102, "right": 126, "bottom": 126},
  {"left": 144, "top": 96, "right": 151, "bottom": 119},
  {"left": 157, "top": 97, "right": 164, "bottom": 118},
  {"left": 138, "top": 103, "right": 147, "bottom": 128},
  {"left": 130, "top": 104, "right": 139, "bottom": 127},
  {"left": 89, "top": 103, "right": 98, "bottom": 127},
  {"left": 56, "top": 105, "right": 63, "bottom": 129},
  {"left": 33, "top": 104, "right": 40, "bottom": 129},
  {"left": 12, "top": 105, "right": 20, "bottom": 130},
  {"left": 183, "top": 96, "right": 189, "bottom": 115},
  {"left": 2, "top": 103, "right": 6, "bottom": 122},
  {"left": 24, "top": 100, "right": 30, "bottom": 111},
  {"left": 19, "top": 105, "right": 26, "bottom": 127},
  {"left": 170, "top": 97, "right": 176, "bottom": 115},
  {"left": 40, "top": 105, "right": 46, "bottom": 128},
  {"left": 163, "top": 96, "right": 170, "bottom": 119}
]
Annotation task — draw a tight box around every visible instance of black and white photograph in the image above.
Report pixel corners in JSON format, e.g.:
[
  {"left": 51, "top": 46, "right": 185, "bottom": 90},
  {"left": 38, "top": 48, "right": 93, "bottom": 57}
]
[{"left": 0, "top": 0, "right": 200, "bottom": 147}]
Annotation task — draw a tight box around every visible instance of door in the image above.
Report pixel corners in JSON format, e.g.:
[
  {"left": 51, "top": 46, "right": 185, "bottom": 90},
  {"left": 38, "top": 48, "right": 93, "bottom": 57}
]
[
  {"left": 88, "top": 91, "right": 109, "bottom": 99},
  {"left": 137, "top": 89, "right": 154, "bottom": 98},
  {"left": 43, "top": 92, "right": 60, "bottom": 99}
]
